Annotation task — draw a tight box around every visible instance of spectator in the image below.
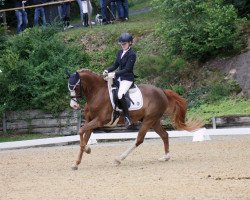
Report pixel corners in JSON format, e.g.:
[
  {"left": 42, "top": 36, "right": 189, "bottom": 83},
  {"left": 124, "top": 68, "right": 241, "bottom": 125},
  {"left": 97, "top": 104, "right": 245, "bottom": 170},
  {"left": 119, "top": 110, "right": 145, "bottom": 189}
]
[
  {"left": 122, "top": 0, "right": 129, "bottom": 20},
  {"left": 59, "top": 1, "right": 73, "bottom": 30},
  {"left": 32, "top": 0, "right": 47, "bottom": 26},
  {"left": 110, "top": 0, "right": 117, "bottom": 20},
  {"left": 105, "top": 0, "right": 112, "bottom": 23},
  {"left": 81, "top": 0, "right": 92, "bottom": 27},
  {"left": 99, "top": 0, "right": 107, "bottom": 23},
  {"left": 106, "top": 0, "right": 116, "bottom": 22},
  {"left": 14, "top": 0, "right": 28, "bottom": 34},
  {"left": 76, "top": 0, "right": 84, "bottom": 25},
  {"left": 117, "top": 0, "right": 129, "bottom": 21},
  {"left": 100, "top": 0, "right": 113, "bottom": 24}
]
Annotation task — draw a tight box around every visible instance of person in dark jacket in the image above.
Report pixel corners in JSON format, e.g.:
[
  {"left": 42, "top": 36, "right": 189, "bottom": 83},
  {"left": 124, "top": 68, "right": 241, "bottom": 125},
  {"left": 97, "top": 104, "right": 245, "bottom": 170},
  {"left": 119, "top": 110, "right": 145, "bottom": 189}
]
[
  {"left": 103, "top": 32, "right": 136, "bottom": 128},
  {"left": 32, "top": 0, "right": 47, "bottom": 26},
  {"left": 14, "top": 0, "right": 28, "bottom": 34}
]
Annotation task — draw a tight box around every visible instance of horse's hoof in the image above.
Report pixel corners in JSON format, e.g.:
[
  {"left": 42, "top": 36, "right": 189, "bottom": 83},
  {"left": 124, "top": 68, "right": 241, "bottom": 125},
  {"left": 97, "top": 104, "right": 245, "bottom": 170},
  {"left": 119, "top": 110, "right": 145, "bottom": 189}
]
[
  {"left": 158, "top": 154, "right": 170, "bottom": 162},
  {"left": 85, "top": 146, "right": 91, "bottom": 154},
  {"left": 71, "top": 165, "right": 78, "bottom": 170},
  {"left": 114, "top": 158, "right": 121, "bottom": 166}
]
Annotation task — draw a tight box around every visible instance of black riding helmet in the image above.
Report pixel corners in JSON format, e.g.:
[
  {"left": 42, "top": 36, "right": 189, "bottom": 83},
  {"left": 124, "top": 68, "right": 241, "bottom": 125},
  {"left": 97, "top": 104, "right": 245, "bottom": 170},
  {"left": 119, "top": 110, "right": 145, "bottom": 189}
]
[{"left": 118, "top": 32, "right": 133, "bottom": 44}]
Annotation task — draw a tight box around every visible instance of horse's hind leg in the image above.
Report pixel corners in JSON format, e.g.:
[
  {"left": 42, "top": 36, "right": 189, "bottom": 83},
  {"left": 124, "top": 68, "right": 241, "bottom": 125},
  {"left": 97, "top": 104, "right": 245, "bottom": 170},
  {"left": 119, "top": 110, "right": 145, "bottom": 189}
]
[
  {"left": 114, "top": 119, "right": 154, "bottom": 165},
  {"left": 153, "top": 121, "right": 170, "bottom": 162}
]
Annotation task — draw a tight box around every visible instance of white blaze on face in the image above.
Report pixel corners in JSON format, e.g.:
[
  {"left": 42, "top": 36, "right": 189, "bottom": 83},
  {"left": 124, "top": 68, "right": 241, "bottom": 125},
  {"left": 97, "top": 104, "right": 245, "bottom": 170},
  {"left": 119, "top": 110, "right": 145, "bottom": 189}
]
[{"left": 70, "top": 90, "right": 80, "bottom": 109}]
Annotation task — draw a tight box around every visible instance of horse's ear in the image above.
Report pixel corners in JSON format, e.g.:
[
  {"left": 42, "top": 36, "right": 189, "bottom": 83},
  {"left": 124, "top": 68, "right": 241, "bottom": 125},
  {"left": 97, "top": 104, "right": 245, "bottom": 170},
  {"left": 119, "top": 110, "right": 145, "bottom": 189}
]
[{"left": 65, "top": 69, "right": 71, "bottom": 78}]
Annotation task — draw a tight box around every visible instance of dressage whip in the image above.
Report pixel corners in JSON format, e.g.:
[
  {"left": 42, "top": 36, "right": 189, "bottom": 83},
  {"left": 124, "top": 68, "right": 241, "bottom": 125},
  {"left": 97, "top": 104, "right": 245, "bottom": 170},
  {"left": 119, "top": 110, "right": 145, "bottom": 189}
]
[{"left": 106, "top": 6, "right": 116, "bottom": 21}]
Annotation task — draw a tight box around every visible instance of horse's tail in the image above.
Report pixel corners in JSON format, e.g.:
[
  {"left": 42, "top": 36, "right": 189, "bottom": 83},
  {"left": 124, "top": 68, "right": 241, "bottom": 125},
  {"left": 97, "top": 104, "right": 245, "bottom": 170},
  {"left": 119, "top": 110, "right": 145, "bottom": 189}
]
[{"left": 163, "top": 90, "right": 203, "bottom": 131}]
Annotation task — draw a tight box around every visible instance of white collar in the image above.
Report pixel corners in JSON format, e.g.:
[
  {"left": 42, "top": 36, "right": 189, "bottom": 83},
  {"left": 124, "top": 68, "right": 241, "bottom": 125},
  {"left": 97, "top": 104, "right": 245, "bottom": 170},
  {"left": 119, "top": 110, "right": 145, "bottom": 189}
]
[{"left": 122, "top": 47, "right": 130, "bottom": 53}]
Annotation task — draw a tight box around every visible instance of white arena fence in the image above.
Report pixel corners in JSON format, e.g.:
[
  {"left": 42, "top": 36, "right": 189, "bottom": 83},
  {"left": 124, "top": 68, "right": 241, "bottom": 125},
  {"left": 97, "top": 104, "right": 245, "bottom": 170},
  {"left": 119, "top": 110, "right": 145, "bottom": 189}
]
[{"left": 0, "top": 127, "right": 250, "bottom": 150}]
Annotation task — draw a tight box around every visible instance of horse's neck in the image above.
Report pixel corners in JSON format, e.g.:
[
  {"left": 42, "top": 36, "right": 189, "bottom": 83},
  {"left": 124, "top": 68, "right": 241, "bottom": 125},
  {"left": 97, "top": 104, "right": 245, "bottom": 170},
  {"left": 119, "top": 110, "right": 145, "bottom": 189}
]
[{"left": 81, "top": 73, "right": 106, "bottom": 100}]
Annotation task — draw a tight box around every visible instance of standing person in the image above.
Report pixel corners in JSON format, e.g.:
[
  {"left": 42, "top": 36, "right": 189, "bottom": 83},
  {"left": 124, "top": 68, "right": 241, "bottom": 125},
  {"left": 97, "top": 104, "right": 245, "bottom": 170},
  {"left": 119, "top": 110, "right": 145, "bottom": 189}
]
[
  {"left": 14, "top": 0, "right": 28, "bottom": 34},
  {"left": 81, "top": 0, "right": 92, "bottom": 27},
  {"left": 103, "top": 33, "right": 136, "bottom": 128},
  {"left": 110, "top": 0, "right": 117, "bottom": 20},
  {"left": 99, "top": 0, "right": 107, "bottom": 24},
  {"left": 32, "top": 0, "right": 47, "bottom": 26},
  {"left": 122, "top": 0, "right": 129, "bottom": 20},
  {"left": 59, "top": 1, "right": 73, "bottom": 30},
  {"left": 116, "top": 0, "right": 128, "bottom": 21},
  {"left": 116, "top": 0, "right": 123, "bottom": 21},
  {"left": 76, "top": 0, "right": 84, "bottom": 25},
  {"left": 105, "top": 0, "right": 112, "bottom": 23}
]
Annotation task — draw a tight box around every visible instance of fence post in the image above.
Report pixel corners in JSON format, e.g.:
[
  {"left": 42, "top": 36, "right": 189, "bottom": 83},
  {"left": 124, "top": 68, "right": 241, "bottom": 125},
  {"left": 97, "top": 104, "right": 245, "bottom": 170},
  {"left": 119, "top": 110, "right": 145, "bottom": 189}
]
[
  {"left": 2, "top": 112, "right": 7, "bottom": 134},
  {"left": 212, "top": 117, "right": 216, "bottom": 129}
]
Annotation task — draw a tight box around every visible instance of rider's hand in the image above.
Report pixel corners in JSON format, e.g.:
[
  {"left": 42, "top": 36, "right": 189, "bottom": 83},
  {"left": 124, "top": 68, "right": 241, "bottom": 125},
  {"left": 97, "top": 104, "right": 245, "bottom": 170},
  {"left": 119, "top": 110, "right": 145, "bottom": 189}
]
[
  {"left": 108, "top": 72, "right": 115, "bottom": 79},
  {"left": 102, "top": 70, "right": 108, "bottom": 77}
]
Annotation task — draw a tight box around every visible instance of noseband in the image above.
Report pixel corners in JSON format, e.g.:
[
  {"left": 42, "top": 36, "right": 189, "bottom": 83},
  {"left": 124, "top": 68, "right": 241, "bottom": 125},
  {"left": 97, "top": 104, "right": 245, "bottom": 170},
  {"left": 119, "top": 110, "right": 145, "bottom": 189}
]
[{"left": 68, "top": 77, "right": 83, "bottom": 103}]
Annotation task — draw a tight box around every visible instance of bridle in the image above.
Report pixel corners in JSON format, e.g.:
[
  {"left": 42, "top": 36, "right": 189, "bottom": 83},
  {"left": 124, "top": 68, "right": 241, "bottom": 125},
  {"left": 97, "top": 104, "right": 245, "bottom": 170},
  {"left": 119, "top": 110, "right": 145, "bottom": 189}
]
[{"left": 68, "top": 74, "right": 83, "bottom": 103}]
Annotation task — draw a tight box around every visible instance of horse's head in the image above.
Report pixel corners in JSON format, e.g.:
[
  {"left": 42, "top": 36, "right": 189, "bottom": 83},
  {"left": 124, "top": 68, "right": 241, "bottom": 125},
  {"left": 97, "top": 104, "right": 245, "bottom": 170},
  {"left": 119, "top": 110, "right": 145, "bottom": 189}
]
[
  {"left": 67, "top": 71, "right": 82, "bottom": 110},
  {"left": 67, "top": 69, "right": 107, "bottom": 110}
]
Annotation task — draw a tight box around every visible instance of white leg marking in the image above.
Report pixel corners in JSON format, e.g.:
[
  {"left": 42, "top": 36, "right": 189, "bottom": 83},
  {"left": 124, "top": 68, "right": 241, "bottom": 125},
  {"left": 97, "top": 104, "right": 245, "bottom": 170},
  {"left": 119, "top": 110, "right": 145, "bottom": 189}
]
[
  {"left": 120, "top": 144, "right": 136, "bottom": 160},
  {"left": 158, "top": 153, "right": 170, "bottom": 162},
  {"left": 114, "top": 143, "right": 136, "bottom": 165}
]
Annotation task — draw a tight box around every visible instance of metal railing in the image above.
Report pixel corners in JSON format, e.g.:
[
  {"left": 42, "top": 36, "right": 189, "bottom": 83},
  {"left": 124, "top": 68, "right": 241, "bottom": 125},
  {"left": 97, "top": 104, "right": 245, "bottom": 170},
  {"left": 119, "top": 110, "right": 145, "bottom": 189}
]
[
  {"left": 0, "top": 0, "right": 92, "bottom": 28},
  {"left": 0, "top": 0, "right": 74, "bottom": 12}
]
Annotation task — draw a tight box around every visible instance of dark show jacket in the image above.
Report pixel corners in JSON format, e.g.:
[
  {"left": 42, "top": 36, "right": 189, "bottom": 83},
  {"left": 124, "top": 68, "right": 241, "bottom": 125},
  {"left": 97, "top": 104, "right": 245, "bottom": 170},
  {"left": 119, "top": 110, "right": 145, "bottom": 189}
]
[{"left": 107, "top": 48, "right": 136, "bottom": 82}]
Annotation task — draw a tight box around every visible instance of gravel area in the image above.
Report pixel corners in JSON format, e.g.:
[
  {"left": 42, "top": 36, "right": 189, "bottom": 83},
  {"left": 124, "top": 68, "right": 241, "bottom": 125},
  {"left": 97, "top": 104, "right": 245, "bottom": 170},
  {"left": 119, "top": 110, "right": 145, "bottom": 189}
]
[{"left": 0, "top": 136, "right": 249, "bottom": 200}]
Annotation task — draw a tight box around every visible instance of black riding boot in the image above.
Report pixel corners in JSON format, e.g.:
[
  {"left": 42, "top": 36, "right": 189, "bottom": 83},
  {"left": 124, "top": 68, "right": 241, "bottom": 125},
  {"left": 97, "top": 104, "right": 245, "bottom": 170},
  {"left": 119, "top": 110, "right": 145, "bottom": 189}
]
[{"left": 119, "top": 96, "right": 131, "bottom": 128}]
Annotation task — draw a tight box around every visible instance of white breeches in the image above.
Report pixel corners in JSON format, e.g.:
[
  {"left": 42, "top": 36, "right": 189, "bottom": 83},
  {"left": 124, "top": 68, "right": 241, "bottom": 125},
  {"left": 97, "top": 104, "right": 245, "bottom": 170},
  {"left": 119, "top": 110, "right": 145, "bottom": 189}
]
[{"left": 118, "top": 80, "right": 133, "bottom": 99}]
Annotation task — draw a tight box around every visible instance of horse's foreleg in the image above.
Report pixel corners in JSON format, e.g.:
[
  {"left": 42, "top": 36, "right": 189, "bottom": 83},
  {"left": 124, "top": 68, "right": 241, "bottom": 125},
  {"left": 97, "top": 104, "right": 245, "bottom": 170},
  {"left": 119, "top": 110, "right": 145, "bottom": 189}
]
[
  {"left": 72, "top": 129, "right": 92, "bottom": 170},
  {"left": 72, "top": 118, "right": 101, "bottom": 170},
  {"left": 153, "top": 121, "right": 170, "bottom": 162},
  {"left": 114, "top": 120, "right": 152, "bottom": 165}
]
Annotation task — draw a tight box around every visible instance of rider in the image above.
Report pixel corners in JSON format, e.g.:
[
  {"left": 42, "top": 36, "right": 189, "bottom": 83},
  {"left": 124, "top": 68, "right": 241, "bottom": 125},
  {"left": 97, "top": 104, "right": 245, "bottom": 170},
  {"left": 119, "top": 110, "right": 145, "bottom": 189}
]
[{"left": 103, "top": 32, "right": 136, "bottom": 128}]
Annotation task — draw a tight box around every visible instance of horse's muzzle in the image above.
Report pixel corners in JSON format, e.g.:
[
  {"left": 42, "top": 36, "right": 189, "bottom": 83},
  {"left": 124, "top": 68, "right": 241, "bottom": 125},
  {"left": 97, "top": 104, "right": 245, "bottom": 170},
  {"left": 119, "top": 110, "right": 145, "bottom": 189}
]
[{"left": 70, "top": 99, "right": 80, "bottom": 110}]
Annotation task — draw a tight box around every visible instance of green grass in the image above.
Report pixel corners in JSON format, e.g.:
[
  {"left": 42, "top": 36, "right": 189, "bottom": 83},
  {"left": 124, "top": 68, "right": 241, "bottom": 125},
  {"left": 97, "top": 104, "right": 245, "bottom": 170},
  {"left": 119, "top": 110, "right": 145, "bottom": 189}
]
[
  {"left": 0, "top": 133, "right": 61, "bottom": 143},
  {"left": 59, "top": 9, "right": 161, "bottom": 73},
  {"left": 188, "top": 98, "right": 250, "bottom": 124}
]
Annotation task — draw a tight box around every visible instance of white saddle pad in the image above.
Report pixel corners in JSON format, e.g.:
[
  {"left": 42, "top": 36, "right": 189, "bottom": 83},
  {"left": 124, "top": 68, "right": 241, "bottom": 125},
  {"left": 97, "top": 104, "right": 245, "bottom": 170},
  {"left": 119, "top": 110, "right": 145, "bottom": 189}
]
[{"left": 107, "top": 82, "right": 143, "bottom": 111}]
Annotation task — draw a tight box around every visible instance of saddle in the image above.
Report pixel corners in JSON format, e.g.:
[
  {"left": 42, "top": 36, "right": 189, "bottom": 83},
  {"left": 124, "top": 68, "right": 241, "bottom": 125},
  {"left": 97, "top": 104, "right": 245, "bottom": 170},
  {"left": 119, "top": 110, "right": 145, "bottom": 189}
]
[
  {"left": 104, "top": 75, "right": 143, "bottom": 126},
  {"left": 111, "top": 79, "right": 133, "bottom": 110}
]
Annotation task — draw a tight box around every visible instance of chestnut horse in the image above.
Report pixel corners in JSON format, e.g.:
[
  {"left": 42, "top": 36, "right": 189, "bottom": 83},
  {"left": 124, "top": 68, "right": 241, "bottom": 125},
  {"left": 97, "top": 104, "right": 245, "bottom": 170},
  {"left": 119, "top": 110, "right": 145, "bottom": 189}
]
[{"left": 67, "top": 69, "right": 202, "bottom": 170}]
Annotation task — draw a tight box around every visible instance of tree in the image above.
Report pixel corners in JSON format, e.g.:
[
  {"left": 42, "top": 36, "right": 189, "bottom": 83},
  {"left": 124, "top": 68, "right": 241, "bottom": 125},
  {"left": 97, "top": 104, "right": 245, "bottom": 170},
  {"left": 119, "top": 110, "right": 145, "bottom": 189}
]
[
  {"left": 0, "top": 26, "right": 89, "bottom": 114},
  {"left": 154, "top": 0, "right": 244, "bottom": 62}
]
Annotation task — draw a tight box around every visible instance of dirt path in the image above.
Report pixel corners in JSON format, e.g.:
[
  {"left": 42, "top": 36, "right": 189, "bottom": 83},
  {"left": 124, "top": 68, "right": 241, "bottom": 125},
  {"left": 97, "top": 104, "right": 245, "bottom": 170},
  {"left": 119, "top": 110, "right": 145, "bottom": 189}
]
[{"left": 1, "top": 136, "right": 250, "bottom": 200}]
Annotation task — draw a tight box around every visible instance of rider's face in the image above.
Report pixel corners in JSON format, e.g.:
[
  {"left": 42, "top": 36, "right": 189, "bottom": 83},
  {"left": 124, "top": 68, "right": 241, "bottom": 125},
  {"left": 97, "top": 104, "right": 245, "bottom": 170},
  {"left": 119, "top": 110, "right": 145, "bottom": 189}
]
[{"left": 121, "top": 42, "right": 129, "bottom": 50}]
